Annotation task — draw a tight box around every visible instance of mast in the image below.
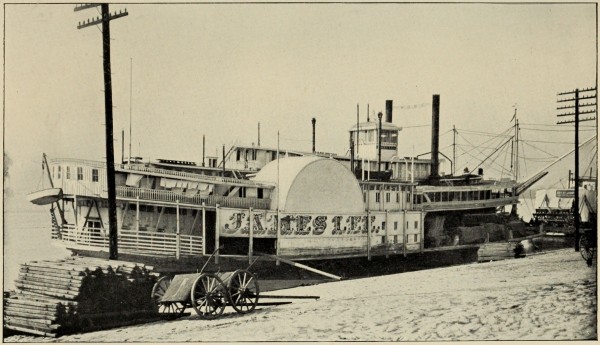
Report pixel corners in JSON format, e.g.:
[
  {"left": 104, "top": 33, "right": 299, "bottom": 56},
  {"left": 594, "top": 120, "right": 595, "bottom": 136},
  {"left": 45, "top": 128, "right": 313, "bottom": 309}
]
[
  {"left": 129, "top": 58, "right": 132, "bottom": 164},
  {"left": 452, "top": 125, "right": 456, "bottom": 175}
]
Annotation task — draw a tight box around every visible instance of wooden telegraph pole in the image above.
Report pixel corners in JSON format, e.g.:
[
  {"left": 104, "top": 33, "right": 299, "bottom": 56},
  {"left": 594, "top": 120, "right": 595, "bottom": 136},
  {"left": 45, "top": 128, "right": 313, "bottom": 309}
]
[
  {"left": 75, "top": 4, "right": 128, "bottom": 260},
  {"left": 556, "top": 87, "right": 597, "bottom": 251}
]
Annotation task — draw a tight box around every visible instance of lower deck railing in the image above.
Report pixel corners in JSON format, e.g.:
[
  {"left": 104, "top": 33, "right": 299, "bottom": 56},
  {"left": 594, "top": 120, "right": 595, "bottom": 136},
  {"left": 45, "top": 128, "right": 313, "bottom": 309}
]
[{"left": 56, "top": 225, "right": 203, "bottom": 256}]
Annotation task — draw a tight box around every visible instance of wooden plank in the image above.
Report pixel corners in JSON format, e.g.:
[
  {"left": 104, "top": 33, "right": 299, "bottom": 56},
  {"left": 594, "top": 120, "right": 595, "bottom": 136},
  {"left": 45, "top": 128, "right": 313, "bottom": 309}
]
[
  {"left": 4, "top": 310, "right": 59, "bottom": 320},
  {"left": 20, "top": 265, "right": 87, "bottom": 276},
  {"left": 4, "top": 303, "right": 60, "bottom": 314},
  {"left": 19, "top": 267, "right": 88, "bottom": 281},
  {"left": 18, "top": 272, "right": 85, "bottom": 285},
  {"left": 5, "top": 316, "right": 58, "bottom": 327},
  {"left": 26, "top": 261, "right": 92, "bottom": 271},
  {"left": 8, "top": 294, "right": 78, "bottom": 306},
  {"left": 259, "top": 253, "right": 342, "bottom": 281},
  {"left": 15, "top": 286, "right": 79, "bottom": 300},
  {"left": 4, "top": 324, "right": 58, "bottom": 338},
  {"left": 15, "top": 281, "right": 81, "bottom": 294},
  {"left": 15, "top": 278, "right": 82, "bottom": 291}
]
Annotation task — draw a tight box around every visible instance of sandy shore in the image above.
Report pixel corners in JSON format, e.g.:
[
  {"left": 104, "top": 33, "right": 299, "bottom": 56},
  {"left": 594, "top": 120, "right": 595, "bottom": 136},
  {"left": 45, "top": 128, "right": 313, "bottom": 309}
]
[{"left": 5, "top": 248, "right": 597, "bottom": 342}]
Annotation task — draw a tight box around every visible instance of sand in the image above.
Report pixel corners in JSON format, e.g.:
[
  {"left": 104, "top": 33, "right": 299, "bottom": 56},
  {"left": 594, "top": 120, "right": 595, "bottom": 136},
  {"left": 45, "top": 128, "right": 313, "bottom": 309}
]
[{"left": 5, "top": 248, "right": 597, "bottom": 342}]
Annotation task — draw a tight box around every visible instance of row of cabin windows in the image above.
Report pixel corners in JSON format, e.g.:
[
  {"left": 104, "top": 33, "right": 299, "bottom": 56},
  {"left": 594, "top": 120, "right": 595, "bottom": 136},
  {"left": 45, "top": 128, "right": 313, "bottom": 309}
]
[
  {"left": 55, "top": 166, "right": 99, "bottom": 182},
  {"left": 413, "top": 189, "right": 510, "bottom": 204},
  {"left": 381, "top": 234, "right": 419, "bottom": 244},
  {"left": 355, "top": 130, "right": 398, "bottom": 146},
  {"left": 388, "top": 220, "right": 419, "bottom": 230},
  {"left": 365, "top": 192, "right": 411, "bottom": 204},
  {"left": 235, "top": 149, "right": 287, "bottom": 162}
]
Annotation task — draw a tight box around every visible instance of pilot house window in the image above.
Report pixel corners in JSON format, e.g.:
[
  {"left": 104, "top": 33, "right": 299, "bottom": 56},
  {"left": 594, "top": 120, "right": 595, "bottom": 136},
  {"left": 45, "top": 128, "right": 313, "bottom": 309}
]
[
  {"left": 92, "top": 169, "right": 99, "bottom": 182},
  {"left": 77, "top": 167, "right": 83, "bottom": 180}
]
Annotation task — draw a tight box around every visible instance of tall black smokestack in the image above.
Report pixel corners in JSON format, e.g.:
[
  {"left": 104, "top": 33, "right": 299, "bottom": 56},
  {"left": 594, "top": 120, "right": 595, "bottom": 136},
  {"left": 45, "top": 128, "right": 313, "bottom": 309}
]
[
  {"left": 312, "top": 117, "right": 316, "bottom": 154},
  {"left": 385, "top": 100, "right": 393, "bottom": 123},
  {"left": 431, "top": 95, "right": 440, "bottom": 177}
]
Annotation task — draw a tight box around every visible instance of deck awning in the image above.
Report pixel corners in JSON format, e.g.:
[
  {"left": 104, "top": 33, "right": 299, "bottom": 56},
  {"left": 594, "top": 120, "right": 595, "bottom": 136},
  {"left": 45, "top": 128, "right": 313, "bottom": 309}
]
[{"left": 125, "top": 174, "right": 144, "bottom": 187}]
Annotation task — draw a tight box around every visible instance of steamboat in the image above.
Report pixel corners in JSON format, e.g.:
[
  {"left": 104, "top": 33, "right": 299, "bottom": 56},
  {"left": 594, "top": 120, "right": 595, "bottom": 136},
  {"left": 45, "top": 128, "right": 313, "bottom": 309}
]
[{"left": 28, "top": 96, "right": 542, "bottom": 273}]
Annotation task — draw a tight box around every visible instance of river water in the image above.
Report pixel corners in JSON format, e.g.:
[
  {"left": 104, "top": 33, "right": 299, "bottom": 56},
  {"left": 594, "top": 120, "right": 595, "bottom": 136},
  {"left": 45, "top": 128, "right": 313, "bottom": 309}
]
[{"left": 3, "top": 207, "right": 70, "bottom": 290}]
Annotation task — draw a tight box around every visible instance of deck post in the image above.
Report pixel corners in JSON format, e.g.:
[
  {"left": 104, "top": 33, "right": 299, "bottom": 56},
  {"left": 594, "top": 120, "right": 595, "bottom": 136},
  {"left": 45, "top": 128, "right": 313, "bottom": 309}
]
[
  {"left": 215, "top": 204, "right": 220, "bottom": 264},
  {"left": 202, "top": 202, "right": 206, "bottom": 256},
  {"left": 420, "top": 212, "right": 425, "bottom": 253},
  {"left": 366, "top": 210, "right": 371, "bottom": 260},
  {"left": 385, "top": 210, "right": 389, "bottom": 258},
  {"left": 176, "top": 200, "right": 180, "bottom": 260},
  {"left": 403, "top": 210, "right": 407, "bottom": 257},
  {"left": 135, "top": 196, "right": 140, "bottom": 232},
  {"left": 249, "top": 208, "right": 254, "bottom": 264},
  {"left": 275, "top": 209, "right": 280, "bottom": 265}
]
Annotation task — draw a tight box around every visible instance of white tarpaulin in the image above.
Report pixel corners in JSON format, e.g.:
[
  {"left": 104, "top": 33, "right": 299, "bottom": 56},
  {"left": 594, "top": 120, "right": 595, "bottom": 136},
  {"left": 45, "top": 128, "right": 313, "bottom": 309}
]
[{"left": 125, "top": 174, "right": 144, "bottom": 187}]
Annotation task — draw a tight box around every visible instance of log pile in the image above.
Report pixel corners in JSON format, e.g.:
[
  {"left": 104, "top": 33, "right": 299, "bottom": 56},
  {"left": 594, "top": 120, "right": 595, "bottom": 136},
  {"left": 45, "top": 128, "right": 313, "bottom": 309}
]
[
  {"left": 477, "top": 242, "right": 525, "bottom": 262},
  {"left": 4, "top": 257, "right": 159, "bottom": 337}
]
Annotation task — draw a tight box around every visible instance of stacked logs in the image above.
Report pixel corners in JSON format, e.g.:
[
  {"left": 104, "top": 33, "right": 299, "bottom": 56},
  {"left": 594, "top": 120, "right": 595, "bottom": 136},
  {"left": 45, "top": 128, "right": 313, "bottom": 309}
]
[{"left": 4, "top": 257, "right": 159, "bottom": 337}]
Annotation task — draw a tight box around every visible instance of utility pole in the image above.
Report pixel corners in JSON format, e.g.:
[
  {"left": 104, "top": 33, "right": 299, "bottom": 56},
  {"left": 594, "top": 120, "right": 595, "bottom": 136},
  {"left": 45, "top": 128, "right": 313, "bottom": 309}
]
[
  {"left": 557, "top": 87, "right": 597, "bottom": 251},
  {"left": 76, "top": 3, "right": 128, "bottom": 260},
  {"left": 377, "top": 112, "right": 383, "bottom": 174}
]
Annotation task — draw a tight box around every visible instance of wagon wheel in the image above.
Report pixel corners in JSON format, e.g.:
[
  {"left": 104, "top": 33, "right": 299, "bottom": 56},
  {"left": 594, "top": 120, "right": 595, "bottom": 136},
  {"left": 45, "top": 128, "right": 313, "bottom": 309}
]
[
  {"left": 228, "top": 269, "right": 259, "bottom": 314},
  {"left": 580, "top": 235, "right": 595, "bottom": 265},
  {"left": 151, "top": 276, "right": 187, "bottom": 315},
  {"left": 190, "top": 273, "right": 227, "bottom": 319}
]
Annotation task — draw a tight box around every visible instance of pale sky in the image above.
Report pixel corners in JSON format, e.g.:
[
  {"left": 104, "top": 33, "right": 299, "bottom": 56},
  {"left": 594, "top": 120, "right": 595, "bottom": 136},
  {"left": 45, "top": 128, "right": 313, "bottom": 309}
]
[{"left": 3, "top": 2, "right": 597, "bottom": 211}]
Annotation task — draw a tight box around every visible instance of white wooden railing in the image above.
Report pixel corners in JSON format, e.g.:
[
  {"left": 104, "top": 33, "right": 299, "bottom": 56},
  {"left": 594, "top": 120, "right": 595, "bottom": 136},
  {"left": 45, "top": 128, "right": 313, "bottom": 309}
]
[
  {"left": 117, "top": 186, "right": 271, "bottom": 209},
  {"left": 58, "top": 225, "right": 203, "bottom": 256}
]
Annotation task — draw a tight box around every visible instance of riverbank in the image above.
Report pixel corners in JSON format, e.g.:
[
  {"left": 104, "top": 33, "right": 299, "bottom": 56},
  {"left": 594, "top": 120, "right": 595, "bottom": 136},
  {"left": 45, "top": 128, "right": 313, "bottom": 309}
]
[{"left": 5, "top": 248, "right": 596, "bottom": 342}]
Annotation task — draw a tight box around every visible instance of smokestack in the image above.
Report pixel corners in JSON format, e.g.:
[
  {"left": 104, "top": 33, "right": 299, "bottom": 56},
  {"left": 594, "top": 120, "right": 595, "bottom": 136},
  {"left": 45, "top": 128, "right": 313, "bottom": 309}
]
[
  {"left": 312, "top": 117, "right": 317, "bottom": 153},
  {"left": 431, "top": 95, "right": 440, "bottom": 177},
  {"left": 385, "top": 100, "right": 393, "bottom": 123}
]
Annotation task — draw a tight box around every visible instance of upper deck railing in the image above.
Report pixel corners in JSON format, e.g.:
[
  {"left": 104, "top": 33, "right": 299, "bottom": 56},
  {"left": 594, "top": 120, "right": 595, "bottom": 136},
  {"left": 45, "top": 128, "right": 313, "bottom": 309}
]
[{"left": 117, "top": 186, "right": 272, "bottom": 209}]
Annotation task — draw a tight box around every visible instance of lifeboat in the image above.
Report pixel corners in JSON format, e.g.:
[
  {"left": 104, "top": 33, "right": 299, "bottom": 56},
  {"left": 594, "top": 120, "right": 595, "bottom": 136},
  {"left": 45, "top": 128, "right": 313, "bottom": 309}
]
[{"left": 27, "top": 188, "right": 63, "bottom": 205}]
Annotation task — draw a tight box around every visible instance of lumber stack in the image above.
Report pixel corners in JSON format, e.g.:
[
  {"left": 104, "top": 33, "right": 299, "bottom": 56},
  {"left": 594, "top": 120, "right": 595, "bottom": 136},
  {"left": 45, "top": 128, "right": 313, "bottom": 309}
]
[
  {"left": 477, "top": 242, "right": 525, "bottom": 262},
  {"left": 4, "top": 257, "right": 159, "bottom": 337}
]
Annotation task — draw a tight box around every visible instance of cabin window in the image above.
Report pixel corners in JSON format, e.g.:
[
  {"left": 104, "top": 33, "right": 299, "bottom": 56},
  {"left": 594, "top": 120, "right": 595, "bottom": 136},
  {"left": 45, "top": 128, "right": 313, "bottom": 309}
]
[
  {"left": 394, "top": 235, "right": 398, "bottom": 243},
  {"left": 86, "top": 220, "right": 102, "bottom": 230},
  {"left": 382, "top": 221, "right": 386, "bottom": 230},
  {"left": 66, "top": 167, "right": 70, "bottom": 179},
  {"left": 77, "top": 167, "right": 83, "bottom": 180},
  {"left": 252, "top": 149, "right": 256, "bottom": 160},
  {"left": 386, "top": 193, "right": 391, "bottom": 203},
  {"left": 238, "top": 188, "right": 246, "bottom": 198},
  {"left": 375, "top": 192, "right": 380, "bottom": 203},
  {"left": 407, "top": 193, "right": 412, "bottom": 204},
  {"left": 406, "top": 221, "right": 409, "bottom": 229},
  {"left": 414, "top": 234, "right": 418, "bottom": 242},
  {"left": 394, "top": 221, "right": 398, "bottom": 230},
  {"left": 382, "top": 236, "right": 387, "bottom": 243},
  {"left": 363, "top": 192, "right": 366, "bottom": 203},
  {"left": 92, "top": 169, "right": 99, "bottom": 182},
  {"left": 58, "top": 166, "right": 62, "bottom": 179},
  {"left": 257, "top": 188, "right": 264, "bottom": 199},
  {"left": 414, "top": 220, "right": 418, "bottom": 229},
  {"left": 52, "top": 166, "right": 55, "bottom": 179}
]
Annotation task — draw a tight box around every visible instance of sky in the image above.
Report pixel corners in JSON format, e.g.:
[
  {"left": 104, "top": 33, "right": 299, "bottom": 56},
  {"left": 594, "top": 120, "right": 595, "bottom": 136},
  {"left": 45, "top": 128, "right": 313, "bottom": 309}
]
[{"left": 2, "top": 2, "right": 598, "bottom": 212}]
